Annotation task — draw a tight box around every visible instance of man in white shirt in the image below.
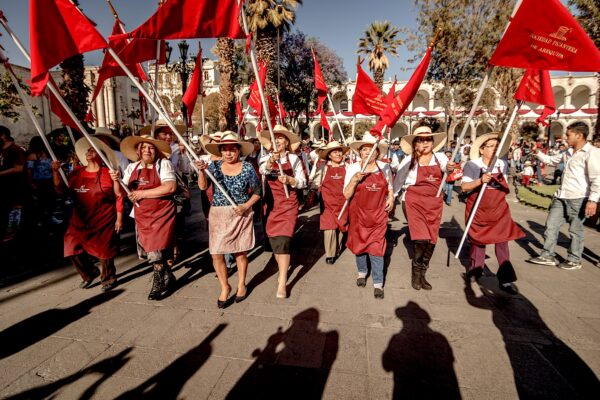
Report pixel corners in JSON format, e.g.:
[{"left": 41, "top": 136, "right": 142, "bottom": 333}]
[{"left": 528, "top": 122, "right": 600, "bottom": 270}]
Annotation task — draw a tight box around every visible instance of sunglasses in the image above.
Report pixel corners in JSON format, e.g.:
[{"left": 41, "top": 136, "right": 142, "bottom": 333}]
[{"left": 415, "top": 137, "right": 434, "bottom": 143}]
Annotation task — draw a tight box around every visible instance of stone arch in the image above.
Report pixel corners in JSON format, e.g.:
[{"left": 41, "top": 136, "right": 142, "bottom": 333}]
[
  {"left": 310, "top": 121, "right": 327, "bottom": 141},
  {"left": 549, "top": 120, "right": 565, "bottom": 141},
  {"left": 553, "top": 86, "right": 566, "bottom": 109},
  {"left": 244, "top": 122, "right": 257, "bottom": 138},
  {"left": 390, "top": 123, "right": 408, "bottom": 140},
  {"left": 571, "top": 85, "right": 592, "bottom": 109},
  {"left": 332, "top": 91, "right": 349, "bottom": 112},
  {"left": 475, "top": 122, "right": 493, "bottom": 137},
  {"left": 411, "top": 90, "right": 429, "bottom": 110}
]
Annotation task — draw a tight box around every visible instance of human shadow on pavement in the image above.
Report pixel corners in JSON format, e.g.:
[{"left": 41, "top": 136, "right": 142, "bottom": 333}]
[
  {"left": 5, "top": 348, "right": 132, "bottom": 400},
  {"left": 382, "top": 302, "right": 461, "bottom": 399},
  {"left": 226, "top": 308, "right": 339, "bottom": 399},
  {"left": 463, "top": 277, "right": 600, "bottom": 398},
  {"left": 115, "top": 324, "right": 227, "bottom": 399},
  {"left": 0, "top": 289, "right": 124, "bottom": 359},
  {"left": 439, "top": 217, "right": 469, "bottom": 268}
]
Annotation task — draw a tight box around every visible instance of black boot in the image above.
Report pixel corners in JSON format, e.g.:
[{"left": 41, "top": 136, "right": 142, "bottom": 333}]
[
  {"left": 420, "top": 242, "right": 436, "bottom": 291},
  {"left": 411, "top": 241, "right": 426, "bottom": 290},
  {"left": 161, "top": 267, "right": 176, "bottom": 294},
  {"left": 497, "top": 261, "right": 517, "bottom": 285},
  {"left": 148, "top": 268, "right": 163, "bottom": 300}
]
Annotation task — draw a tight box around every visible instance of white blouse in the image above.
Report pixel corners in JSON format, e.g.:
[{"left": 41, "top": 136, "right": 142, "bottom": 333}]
[
  {"left": 259, "top": 152, "right": 307, "bottom": 189},
  {"left": 393, "top": 152, "right": 449, "bottom": 197}
]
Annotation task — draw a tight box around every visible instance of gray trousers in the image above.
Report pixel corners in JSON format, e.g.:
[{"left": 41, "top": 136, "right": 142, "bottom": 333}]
[{"left": 541, "top": 197, "right": 587, "bottom": 263}]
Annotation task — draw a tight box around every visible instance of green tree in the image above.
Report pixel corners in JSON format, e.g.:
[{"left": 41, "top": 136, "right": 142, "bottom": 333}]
[
  {"left": 244, "top": 0, "right": 303, "bottom": 95},
  {"left": 214, "top": 38, "right": 237, "bottom": 130},
  {"left": 0, "top": 71, "right": 31, "bottom": 122},
  {"left": 357, "top": 21, "right": 403, "bottom": 90}
]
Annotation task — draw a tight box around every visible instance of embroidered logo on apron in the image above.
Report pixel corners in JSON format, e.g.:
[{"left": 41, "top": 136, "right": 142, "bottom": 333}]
[
  {"left": 366, "top": 183, "right": 381, "bottom": 192},
  {"left": 331, "top": 173, "right": 343, "bottom": 180},
  {"left": 74, "top": 185, "right": 90, "bottom": 193},
  {"left": 425, "top": 174, "right": 439, "bottom": 182}
]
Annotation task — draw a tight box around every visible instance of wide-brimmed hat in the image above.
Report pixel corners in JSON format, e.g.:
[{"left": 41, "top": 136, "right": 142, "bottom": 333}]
[
  {"left": 200, "top": 132, "right": 224, "bottom": 148},
  {"left": 204, "top": 131, "right": 254, "bottom": 157},
  {"left": 401, "top": 126, "right": 446, "bottom": 155},
  {"left": 139, "top": 119, "right": 186, "bottom": 138},
  {"left": 259, "top": 125, "right": 301, "bottom": 152},
  {"left": 93, "top": 126, "right": 121, "bottom": 147},
  {"left": 311, "top": 139, "right": 325, "bottom": 148},
  {"left": 470, "top": 133, "right": 512, "bottom": 161},
  {"left": 75, "top": 137, "right": 119, "bottom": 169},
  {"left": 524, "top": 160, "right": 532, "bottom": 166},
  {"left": 318, "top": 141, "right": 350, "bottom": 160},
  {"left": 349, "top": 132, "right": 389, "bottom": 161},
  {"left": 120, "top": 135, "right": 172, "bottom": 162}
]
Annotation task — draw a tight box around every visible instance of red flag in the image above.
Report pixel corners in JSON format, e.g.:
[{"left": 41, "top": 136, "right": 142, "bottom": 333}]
[
  {"left": 236, "top": 101, "right": 244, "bottom": 124},
  {"left": 380, "top": 47, "right": 432, "bottom": 129},
  {"left": 513, "top": 69, "right": 556, "bottom": 126},
  {"left": 312, "top": 49, "right": 331, "bottom": 134},
  {"left": 247, "top": 61, "right": 267, "bottom": 113},
  {"left": 352, "top": 62, "right": 386, "bottom": 116},
  {"left": 139, "top": 89, "right": 148, "bottom": 124},
  {"left": 109, "top": 36, "right": 166, "bottom": 67},
  {"left": 182, "top": 48, "right": 203, "bottom": 127},
  {"left": 489, "top": 0, "right": 600, "bottom": 71},
  {"left": 385, "top": 81, "right": 397, "bottom": 105},
  {"left": 29, "top": 0, "right": 108, "bottom": 95},
  {"left": 46, "top": 79, "right": 79, "bottom": 129},
  {"left": 121, "top": 0, "right": 245, "bottom": 40},
  {"left": 320, "top": 111, "right": 331, "bottom": 138},
  {"left": 90, "top": 20, "right": 147, "bottom": 105},
  {"left": 276, "top": 93, "right": 286, "bottom": 124}
]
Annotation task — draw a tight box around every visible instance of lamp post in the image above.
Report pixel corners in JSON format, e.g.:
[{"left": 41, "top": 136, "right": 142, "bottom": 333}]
[{"left": 165, "top": 40, "right": 195, "bottom": 132}]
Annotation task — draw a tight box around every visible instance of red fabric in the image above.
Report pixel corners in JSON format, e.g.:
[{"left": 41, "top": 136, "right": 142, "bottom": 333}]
[
  {"left": 108, "top": 37, "right": 166, "bottom": 67},
  {"left": 489, "top": 0, "right": 600, "bottom": 72},
  {"left": 29, "top": 0, "right": 107, "bottom": 96},
  {"left": 46, "top": 78, "right": 79, "bottom": 129},
  {"left": 513, "top": 69, "right": 556, "bottom": 127},
  {"left": 263, "top": 155, "right": 299, "bottom": 238},
  {"left": 182, "top": 48, "right": 203, "bottom": 127},
  {"left": 236, "top": 101, "right": 244, "bottom": 125},
  {"left": 404, "top": 159, "right": 443, "bottom": 244},
  {"left": 385, "top": 81, "right": 396, "bottom": 105},
  {"left": 90, "top": 20, "right": 147, "bottom": 105},
  {"left": 276, "top": 93, "right": 286, "bottom": 124},
  {"left": 380, "top": 47, "right": 432, "bottom": 128},
  {"left": 319, "top": 165, "right": 348, "bottom": 232},
  {"left": 352, "top": 61, "right": 386, "bottom": 116},
  {"left": 247, "top": 61, "right": 267, "bottom": 112},
  {"left": 121, "top": 0, "right": 245, "bottom": 40}
]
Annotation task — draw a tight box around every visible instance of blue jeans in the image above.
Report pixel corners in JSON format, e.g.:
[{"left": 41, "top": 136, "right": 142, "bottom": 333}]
[
  {"left": 443, "top": 182, "right": 454, "bottom": 204},
  {"left": 356, "top": 254, "right": 384, "bottom": 287},
  {"left": 541, "top": 198, "right": 587, "bottom": 263}
]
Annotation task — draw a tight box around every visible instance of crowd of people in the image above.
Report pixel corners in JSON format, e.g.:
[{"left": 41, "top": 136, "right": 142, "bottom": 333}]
[{"left": 1, "top": 121, "right": 599, "bottom": 304}]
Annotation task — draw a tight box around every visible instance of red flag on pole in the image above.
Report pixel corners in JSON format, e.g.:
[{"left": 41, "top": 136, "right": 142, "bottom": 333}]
[
  {"left": 380, "top": 47, "right": 432, "bottom": 129},
  {"left": 108, "top": 36, "right": 166, "bottom": 67},
  {"left": 352, "top": 61, "right": 387, "bottom": 116},
  {"left": 121, "top": 0, "right": 246, "bottom": 40},
  {"left": 236, "top": 101, "right": 244, "bottom": 124},
  {"left": 247, "top": 61, "right": 267, "bottom": 113},
  {"left": 489, "top": 0, "right": 600, "bottom": 71},
  {"left": 312, "top": 49, "right": 331, "bottom": 134},
  {"left": 29, "top": 0, "right": 108, "bottom": 95},
  {"left": 276, "top": 93, "right": 286, "bottom": 124},
  {"left": 385, "top": 80, "right": 397, "bottom": 105},
  {"left": 46, "top": 78, "right": 79, "bottom": 129},
  {"left": 182, "top": 48, "right": 203, "bottom": 127},
  {"left": 513, "top": 69, "right": 556, "bottom": 126}
]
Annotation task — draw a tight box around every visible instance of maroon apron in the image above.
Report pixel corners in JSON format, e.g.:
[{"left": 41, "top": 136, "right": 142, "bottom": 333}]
[
  {"left": 64, "top": 167, "right": 118, "bottom": 259},
  {"left": 347, "top": 164, "right": 388, "bottom": 256},
  {"left": 405, "top": 157, "right": 444, "bottom": 244},
  {"left": 319, "top": 164, "right": 348, "bottom": 232},
  {"left": 465, "top": 166, "right": 525, "bottom": 246},
  {"left": 129, "top": 162, "right": 177, "bottom": 252},
  {"left": 263, "top": 154, "right": 299, "bottom": 238}
]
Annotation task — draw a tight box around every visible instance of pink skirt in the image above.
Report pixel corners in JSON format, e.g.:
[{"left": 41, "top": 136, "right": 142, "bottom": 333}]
[{"left": 208, "top": 206, "right": 255, "bottom": 254}]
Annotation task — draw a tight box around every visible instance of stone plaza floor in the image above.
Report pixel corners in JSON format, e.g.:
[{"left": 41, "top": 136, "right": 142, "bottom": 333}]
[{"left": 1, "top": 192, "right": 599, "bottom": 399}]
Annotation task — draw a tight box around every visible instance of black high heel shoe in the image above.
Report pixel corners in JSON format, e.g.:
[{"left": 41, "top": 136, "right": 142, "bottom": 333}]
[{"left": 217, "top": 285, "right": 231, "bottom": 309}]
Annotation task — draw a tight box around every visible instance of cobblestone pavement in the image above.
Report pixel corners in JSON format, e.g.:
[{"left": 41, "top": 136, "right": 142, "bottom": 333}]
[{"left": 1, "top": 191, "right": 599, "bottom": 399}]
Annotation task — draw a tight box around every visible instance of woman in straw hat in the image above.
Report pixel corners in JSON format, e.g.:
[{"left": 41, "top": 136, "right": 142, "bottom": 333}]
[
  {"left": 313, "top": 141, "right": 351, "bottom": 264},
  {"left": 51, "top": 137, "right": 122, "bottom": 292},
  {"left": 393, "top": 125, "right": 456, "bottom": 291},
  {"left": 343, "top": 132, "right": 394, "bottom": 299},
  {"left": 259, "top": 125, "right": 306, "bottom": 299},
  {"left": 461, "top": 133, "right": 524, "bottom": 294},
  {"left": 195, "top": 132, "right": 261, "bottom": 307},
  {"left": 113, "top": 135, "right": 177, "bottom": 300},
  {"left": 140, "top": 120, "right": 188, "bottom": 172},
  {"left": 93, "top": 127, "right": 129, "bottom": 174}
]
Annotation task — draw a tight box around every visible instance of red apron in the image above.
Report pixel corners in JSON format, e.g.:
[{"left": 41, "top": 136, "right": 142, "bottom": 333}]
[
  {"left": 319, "top": 164, "right": 348, "bottom": 232},
  {"left": 405, "top": 157, "right": 444, "bottom": 244},
  {"left": 64, "top": 168, "right": 118, "bottom": 259},
  {"left": 347, "top": 164, "right": 388, "bottom": 256},
  {"left": 263, "top": 154, "right": 299, "bottom": 238},
  {"left": 465, "top": 166, "right": 525, "bottom": 246},
  {"left": 129, "top": 162, "right": 176, "bottom": 252}
]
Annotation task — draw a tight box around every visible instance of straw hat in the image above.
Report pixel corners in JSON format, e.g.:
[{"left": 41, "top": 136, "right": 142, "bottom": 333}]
[
  {"left": 120, "top": 135, "right": 172, "bottom": 162},
  {"left": 470, "top": 133, "right": 511, "bottom": 161},
  {"left": 200, "top": 132, "right": 224, "bottom": 148},
  {"left": 204, "top": 131, "right": 254, "bottom": 157},
  {"left": 139, "top": 119, "right": 186, "bottom": 138},
  {"left": 400, "top": 126, "right": 446, "bottom": 155},
  {"left": 318, "top": 141, "right": 350, "bottom": 160},
  {"left": 349, "top": 132, "right": 389, "bottom": 161},
  {"left": 524, "top": 160, "right": 532, "bottom": 166},
  {"left": 259, "top": 125, "right": 301, "bottom": 152},
  {"left": 75, "top": 137, "right": 119, "bottom": 169},
  {"left": 311, "top": 139, "right": 325, "bottom": 148},
  {"left": 93, "top": 126, "right": 121, "bottom": 146}
]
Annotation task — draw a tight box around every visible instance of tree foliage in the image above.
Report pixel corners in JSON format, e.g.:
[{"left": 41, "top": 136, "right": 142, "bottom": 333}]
[
  {"left": 357, "top": 21, "right": 403, "bottom": 89},
  {"left": 0, "top": 71, "right": 32, "bottom": 122}
]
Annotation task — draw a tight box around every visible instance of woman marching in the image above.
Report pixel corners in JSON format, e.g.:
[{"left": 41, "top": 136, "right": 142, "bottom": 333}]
[
  {"left": 114, "top": 135, "right": 177, "bottom": 300},
  {"left": 52, "top": 137, "right": 122, "bottom": 291},
  {"left": 393, "top": 125, "right": 455, "bottom": 291},
  {"left": 195, "top": 132, "right": 261, "bottom": 308},
  {"left": 259, "top": 125, "right": 306, "bottom": 299},
  {"left": 343, "top": 132, "right": 394, "bottom": 299},
  {"left": 461, "top": 133, "right": 524, "bottom": 294},
  {"left": 313, "top": 141, "right": 350, "bottom": 264}
]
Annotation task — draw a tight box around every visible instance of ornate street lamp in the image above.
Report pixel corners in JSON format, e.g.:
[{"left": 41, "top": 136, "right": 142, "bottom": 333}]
[{"left": 165, "top": 40, "right": 195, "bottom": 130}]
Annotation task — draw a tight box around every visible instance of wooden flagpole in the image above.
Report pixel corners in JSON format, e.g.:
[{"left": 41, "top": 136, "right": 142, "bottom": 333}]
[
  {"left": 454, "top": 101, "right": 522, "bottom": 258},
  {"left": 326, "top": 93, "right": 348, "bottom": 146}
]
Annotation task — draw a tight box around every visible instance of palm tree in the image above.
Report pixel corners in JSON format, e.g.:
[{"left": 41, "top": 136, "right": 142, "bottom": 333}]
[
  {"left": 244, "top": 0, "right": 302, "bottom": 95},
  {"left": 215, "top": 38, "right": 236, "bottom": 130},
  {"left": 357, "top": 21, "right": 403, "bottom": 90},
  {"left": 59, "top": 0, "right": 89, "bottom": 123}
]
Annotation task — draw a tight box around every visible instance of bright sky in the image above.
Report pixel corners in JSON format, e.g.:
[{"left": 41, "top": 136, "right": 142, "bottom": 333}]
[{"left": 0, "top": 0, "right": 420, "bottom": 80}]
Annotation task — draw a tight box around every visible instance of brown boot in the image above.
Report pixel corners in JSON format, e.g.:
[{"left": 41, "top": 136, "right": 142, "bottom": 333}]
[
  {"left": 411, "top": 241, "right": 426, "bottom": 290},
  {"left": 420, "top": 242, "right": 435, "bottom": 290}
]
